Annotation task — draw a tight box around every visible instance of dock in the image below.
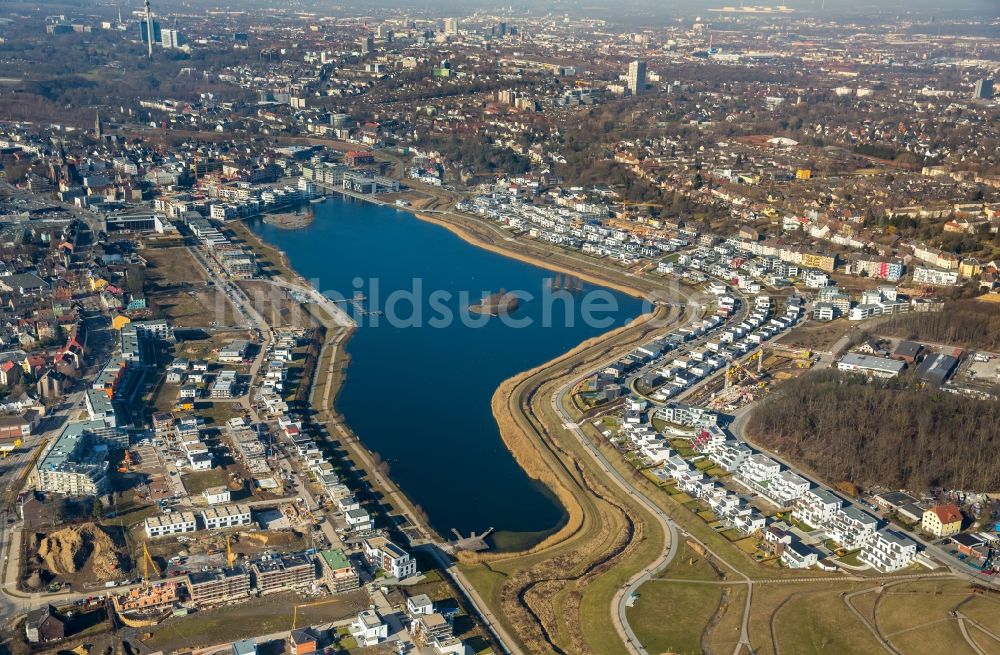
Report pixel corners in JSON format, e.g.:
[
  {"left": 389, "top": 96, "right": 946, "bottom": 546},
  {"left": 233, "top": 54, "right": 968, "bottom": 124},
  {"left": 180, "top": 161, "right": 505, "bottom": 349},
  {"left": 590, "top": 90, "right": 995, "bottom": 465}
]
[
  {"left": 447, "top": 527, "right": 494, "bottom": 553},
  {"left": 329, "top": 292, "right": 383, "bottom": 316}
]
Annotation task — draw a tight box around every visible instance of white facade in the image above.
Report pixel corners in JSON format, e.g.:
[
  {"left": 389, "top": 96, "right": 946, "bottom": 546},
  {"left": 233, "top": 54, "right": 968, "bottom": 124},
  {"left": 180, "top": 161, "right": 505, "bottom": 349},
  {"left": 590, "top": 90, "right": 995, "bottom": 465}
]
[
  {"left": 827, "top": 506, "right": 878, "bottom": 550},
  {"left": 202, "top": 487, "right": 231, "bottom": 505},
  {"left": 351, "top": 610, "right": 388, "bottom": 647},
  {"left": 768, "top": 470, "right": 811, "bottom": 506},
  {"left": 860, "top": 528, "right": 917, "bottom": 572},
  {"left": 145, "top": 512, "right": 197, "bottom": 538},
  {"left": 200, "top": 504, "right": 252, "bottom": 530},
  {"left": 794, "top": 488, "right": 841, "bottom": 528},
  {"left": 912, "top": 265, "right": 959, "bottom": 286}
]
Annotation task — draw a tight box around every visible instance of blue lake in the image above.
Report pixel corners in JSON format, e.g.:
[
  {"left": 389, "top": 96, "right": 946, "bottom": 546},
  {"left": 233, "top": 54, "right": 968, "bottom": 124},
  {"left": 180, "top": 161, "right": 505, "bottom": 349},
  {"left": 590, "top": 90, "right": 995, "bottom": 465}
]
[{"left": 249, "top": 197, "right": 645, "bottom": 548}]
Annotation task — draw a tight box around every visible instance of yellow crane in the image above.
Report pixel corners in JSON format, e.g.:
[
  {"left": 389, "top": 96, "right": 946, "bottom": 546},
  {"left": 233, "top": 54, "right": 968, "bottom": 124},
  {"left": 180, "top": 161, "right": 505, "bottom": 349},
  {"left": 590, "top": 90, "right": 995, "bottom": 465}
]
[
  {"left": 226, "top": 534, "right": 235, "bottom": 567},
  {"left": 725, "top": 352, "right": 763, "bottom": 387},
  {"left": 142, "top": 542, "right": 159, "bottom": 582}
]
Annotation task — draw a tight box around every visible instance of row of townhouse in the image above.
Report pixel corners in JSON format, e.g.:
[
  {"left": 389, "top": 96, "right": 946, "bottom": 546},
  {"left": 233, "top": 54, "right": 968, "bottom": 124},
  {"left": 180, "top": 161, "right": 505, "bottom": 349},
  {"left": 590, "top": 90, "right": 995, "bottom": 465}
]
[
  {"left": 645, "top": 417, "right": 827, "bottom": 566},
  {"left": 735, "top": 238, "right": 838, "bottom": 273},
  {"left": 649, "top": 300, "right": 802, "bottom": 403},
  {"left": 628, "top": 313, "right": 735, "bottom": 403},
  {"left": 465, "top": 193, "right": 668, "bottom": 264},
  {"left": 657, "top": 453, "right": 766, "bottom": 536},
  {"left": 289, "top": 425, "right": 353, "bottom": 504},
  {"left": 794, "top": 488, "right": 917, "bottom": 571},
  {"left": 912, "top": 265, "right": 961, "bottom": 287},
  {"left": 647, "top": 417, "right": 920, "bottom": 573},
  {"left": 144, "top": 503, "right": 253, "bottom": 537}
]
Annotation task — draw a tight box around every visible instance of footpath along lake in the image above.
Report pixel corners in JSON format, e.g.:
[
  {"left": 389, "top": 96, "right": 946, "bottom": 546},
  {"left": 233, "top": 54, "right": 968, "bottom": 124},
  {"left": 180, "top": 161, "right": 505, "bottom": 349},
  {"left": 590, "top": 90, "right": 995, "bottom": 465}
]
[{"left": 249, "top": 197, "right": 646, "bottom": 549}]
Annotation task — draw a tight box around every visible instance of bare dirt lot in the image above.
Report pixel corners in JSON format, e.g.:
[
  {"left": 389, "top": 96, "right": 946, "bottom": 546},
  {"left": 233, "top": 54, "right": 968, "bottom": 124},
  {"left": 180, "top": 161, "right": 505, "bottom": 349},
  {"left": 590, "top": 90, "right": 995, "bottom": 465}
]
[
  {"left": 142, "top": 245, "right": 240, "bottom": 327},
  {"left": 779, "top": 319, "right": 851, "bottom": 353},
  {"left": 21, "top": 522, "right": 132, "bottom": 591},
  {"left": 140, "top": 590, "right": 368, "bottom": 653}
]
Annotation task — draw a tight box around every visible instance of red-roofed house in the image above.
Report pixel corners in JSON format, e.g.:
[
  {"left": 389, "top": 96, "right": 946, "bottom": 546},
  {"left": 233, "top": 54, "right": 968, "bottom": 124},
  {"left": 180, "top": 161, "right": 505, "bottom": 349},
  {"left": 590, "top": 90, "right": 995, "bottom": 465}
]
[
  {"left": 0, "top": 360, "right": 19, "bottom": 387},
  {"left": 921, "top": 504, "right": 962, "bottom": 537}
]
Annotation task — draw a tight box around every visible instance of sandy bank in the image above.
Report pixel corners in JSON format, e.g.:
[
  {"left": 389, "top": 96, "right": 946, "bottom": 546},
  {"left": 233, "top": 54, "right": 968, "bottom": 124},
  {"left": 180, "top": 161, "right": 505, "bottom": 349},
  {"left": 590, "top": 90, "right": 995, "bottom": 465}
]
[{"left": 412, "top": 210, "right": 650, "bottom": 301}]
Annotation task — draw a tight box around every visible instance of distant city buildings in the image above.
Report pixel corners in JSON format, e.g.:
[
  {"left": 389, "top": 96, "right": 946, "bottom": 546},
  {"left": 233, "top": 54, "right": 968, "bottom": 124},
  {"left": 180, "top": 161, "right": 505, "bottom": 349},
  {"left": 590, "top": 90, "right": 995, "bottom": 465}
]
[
  {"left": 161, "top": 28, "right": 185, "bottom": 49},
  {"left": 627, "top": 60, "right": 647, "bottom": 95},
  {"left": 974, "top": 78, "right": 994, "bottom": 100},
  {"left": 138, "top": 18, "right": 161, "bottom": 45}
]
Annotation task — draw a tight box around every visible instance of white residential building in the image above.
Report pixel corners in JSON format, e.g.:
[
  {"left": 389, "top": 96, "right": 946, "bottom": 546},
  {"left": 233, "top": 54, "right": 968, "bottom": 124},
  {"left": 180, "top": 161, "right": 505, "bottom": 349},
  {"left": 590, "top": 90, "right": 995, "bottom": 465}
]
[
  {"left": 710, "top": 441, "right": 752, "bottom": 472},
  {"left": 200, "top": 504, "right": 252, "bottom": 530},
  {"left": 768, "top": 470, "right": 811, "bottom": 506},
  {"left": 794, "top": 488, "right": 842, "bottom": 528},
  {"left": 655, "top": 402, "right": 718, "bottom": 428},
  {"left": 781, "top": 540, "right": 819, "bottom": 569},
  {"left": 202, "top": 486, "right": 231, "bottom": 505},
  {"left": 912, "top": 265, "right": 959, "bottom": 286},
  {"left": 827, "top": 505, "right": 879, "bottom": 550},
  {"left": 145, "top": 511, "right": 197, "bottom": 538},
  {"left": 351, "top": 610, "right": 388, "bottom": 647},
  {"left": 738, "top": 453, "right": 781, "bottom": 485},
  {"left": 860, "top": 528, "right": 917, "bottom": 572},
  {"left": 363, "top": 537, "right": 418, "bottom": 580}
]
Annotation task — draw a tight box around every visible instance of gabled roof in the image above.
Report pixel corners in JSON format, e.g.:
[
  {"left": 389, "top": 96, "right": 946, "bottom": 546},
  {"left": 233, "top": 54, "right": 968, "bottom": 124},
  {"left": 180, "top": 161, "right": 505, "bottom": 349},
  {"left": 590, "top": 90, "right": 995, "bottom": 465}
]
[{"left": 929, "top": 504, "right": 962, "bottom": 524}]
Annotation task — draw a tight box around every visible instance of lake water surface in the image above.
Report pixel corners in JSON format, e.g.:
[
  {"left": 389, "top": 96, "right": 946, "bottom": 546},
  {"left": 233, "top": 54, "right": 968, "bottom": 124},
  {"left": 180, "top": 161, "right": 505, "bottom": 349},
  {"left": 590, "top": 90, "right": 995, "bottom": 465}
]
[{"left": 249, "top": 197, "right": 645, "bottom": 548}]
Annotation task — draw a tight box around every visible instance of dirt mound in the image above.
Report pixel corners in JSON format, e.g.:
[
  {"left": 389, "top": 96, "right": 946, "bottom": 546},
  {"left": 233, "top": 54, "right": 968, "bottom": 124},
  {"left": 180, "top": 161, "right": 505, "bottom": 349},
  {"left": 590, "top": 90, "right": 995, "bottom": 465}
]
[
  {"left": 37, "top": 523, "right": 127, "bottom": 581},
  {"left": 242, "top": 530, "right": 298, "bottom": 546}
]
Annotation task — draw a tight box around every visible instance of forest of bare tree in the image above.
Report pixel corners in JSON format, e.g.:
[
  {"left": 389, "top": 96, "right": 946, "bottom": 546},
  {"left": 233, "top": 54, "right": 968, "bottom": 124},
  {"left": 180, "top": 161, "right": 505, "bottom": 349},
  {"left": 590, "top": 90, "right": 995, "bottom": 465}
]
[
  {"left": 744, "top": 369, "right": 1000, "bottom": 492},
  {"left": 878, "top": 300, "right": 1000, "bottom": 351}
]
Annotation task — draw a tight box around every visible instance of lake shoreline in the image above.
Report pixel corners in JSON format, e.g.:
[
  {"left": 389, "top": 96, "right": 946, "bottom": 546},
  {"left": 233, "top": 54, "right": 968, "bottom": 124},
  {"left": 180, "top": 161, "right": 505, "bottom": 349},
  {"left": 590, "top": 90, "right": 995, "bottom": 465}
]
[{"left": 237, "top": 191, "right": 659, "bottom": 548}]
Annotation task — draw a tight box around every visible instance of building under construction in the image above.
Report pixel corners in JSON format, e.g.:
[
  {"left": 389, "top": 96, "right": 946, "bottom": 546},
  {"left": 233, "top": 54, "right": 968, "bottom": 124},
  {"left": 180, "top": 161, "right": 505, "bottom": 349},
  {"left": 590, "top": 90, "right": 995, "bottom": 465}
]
[
  {"left": 112, "top": 581, "right": 179, "bottom": 614},
  {"left": 250, "top": 553, "right": 316, "bottom": 595},
  {"left": 185, "top": 566, "right": 251, "bottom": 606},
  {"left": 319, "top": 548, "right": 359, "bottom": 594}
]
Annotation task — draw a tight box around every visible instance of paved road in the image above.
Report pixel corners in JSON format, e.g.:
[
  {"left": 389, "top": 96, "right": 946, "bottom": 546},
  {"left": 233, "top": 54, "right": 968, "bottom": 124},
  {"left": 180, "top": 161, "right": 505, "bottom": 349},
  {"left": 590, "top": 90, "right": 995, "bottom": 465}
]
[
  {"left": 550, "top": 384, "right": 680, "bottom": 655},
  {"left": 550, "top": 337, "right": 756, "bottom": 655},
  {"left": 728, "top": 385, "right": 999, "bottom": 590}
]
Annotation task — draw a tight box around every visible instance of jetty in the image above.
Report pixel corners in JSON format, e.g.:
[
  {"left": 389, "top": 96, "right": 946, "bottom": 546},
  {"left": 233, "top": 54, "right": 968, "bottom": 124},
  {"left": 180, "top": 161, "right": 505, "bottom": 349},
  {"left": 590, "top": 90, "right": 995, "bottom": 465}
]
[
  {"left": 446, "top": 527, "right": 495, "bottom": 553},
  {"left": 330, "top": 292, "right": 383, "bottom": 316}
]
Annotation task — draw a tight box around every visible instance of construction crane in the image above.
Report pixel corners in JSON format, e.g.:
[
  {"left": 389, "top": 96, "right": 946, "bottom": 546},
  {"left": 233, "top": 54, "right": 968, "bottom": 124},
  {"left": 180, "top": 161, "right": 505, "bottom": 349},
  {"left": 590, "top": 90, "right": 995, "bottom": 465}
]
[
  {"left": 725, "top": 353, "right": 763, "bottom": 389},
  {"left": 142, "top": 542, "right": 159, "bottom": 582},
  {"left": 226, "top": 535, "right": 235, "bottom": 567}
]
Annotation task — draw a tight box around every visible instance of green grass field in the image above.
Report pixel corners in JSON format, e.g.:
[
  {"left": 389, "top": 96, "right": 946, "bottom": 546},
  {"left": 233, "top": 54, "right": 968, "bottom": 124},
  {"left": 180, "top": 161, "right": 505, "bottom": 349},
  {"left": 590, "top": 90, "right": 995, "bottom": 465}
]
[{"left": 627, "top": 581, "right": 725, "bottom": 655}]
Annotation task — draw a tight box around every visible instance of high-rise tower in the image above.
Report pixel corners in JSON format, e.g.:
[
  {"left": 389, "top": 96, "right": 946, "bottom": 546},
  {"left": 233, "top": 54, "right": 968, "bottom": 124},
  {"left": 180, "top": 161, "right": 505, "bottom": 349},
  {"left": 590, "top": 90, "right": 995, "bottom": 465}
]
[
  {"left": 627, "top": 60, "right": 647, "bottom": 96},
  {"left": 145, "top": 0, "right": 154, "bottom": 59}
]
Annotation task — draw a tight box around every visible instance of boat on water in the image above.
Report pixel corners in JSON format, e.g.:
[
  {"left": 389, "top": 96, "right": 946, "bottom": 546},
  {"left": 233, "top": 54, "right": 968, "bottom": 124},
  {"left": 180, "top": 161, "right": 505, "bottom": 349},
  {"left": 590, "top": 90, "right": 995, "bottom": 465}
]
[
  {"left": 469, "top": 289, "right": 520, "bottom": 316},
  {"left": 309, "top": 196, "right": 327, "bottom": 204}
]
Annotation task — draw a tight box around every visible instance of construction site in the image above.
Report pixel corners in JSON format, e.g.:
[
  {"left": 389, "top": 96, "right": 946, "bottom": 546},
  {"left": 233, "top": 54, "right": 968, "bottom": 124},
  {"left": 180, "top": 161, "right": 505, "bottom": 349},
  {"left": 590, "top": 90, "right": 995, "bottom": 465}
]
[
  {"left": 133, "top": 504, "right": 316, "bottom": 578},
  {"left": 20, "top": 522, "right": 132, "bottom": 593},
  {"left": 692, "top": 345, "right": 816, "bottom": 412}
]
